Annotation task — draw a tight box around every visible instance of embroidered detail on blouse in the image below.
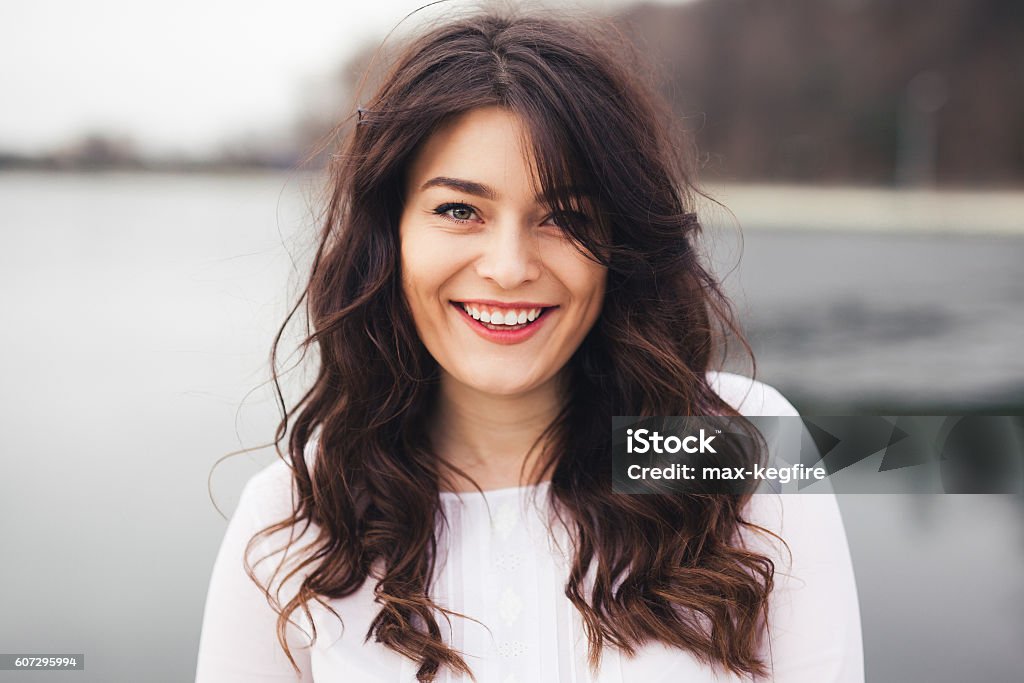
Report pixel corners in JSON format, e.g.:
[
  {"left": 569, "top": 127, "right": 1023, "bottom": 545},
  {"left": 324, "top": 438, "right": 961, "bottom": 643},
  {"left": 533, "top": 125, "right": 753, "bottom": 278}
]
[
  {"left": 497, "top": 586, "right": 524, "bottom": 624},
  {"left": 491, "top": 501, "right": 519, "bottom": 539},
  {"left": 496, "top": 639, "right": 527, "bottom": 658},
  {"left": 493, "top": 551, "right": 525, "bottom": 572}
]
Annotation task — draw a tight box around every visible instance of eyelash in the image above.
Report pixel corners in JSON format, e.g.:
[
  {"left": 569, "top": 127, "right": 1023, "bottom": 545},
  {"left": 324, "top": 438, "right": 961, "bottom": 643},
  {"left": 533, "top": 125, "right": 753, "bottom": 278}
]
[{"left": 432, "top": 201, "right": 590, "bottom": 228}]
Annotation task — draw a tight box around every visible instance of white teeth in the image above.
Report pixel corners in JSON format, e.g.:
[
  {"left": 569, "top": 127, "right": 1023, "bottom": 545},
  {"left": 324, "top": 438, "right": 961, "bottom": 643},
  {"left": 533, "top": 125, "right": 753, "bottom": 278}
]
[{"left": 460, "top": 303, "right": 547, "bottom": 326}]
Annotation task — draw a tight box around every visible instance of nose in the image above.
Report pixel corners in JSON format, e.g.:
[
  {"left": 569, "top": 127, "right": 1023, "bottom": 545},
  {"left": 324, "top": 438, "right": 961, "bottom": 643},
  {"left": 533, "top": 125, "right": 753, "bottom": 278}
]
[{"left": 473, "top": 219, "right": 542, "bottom": 289}]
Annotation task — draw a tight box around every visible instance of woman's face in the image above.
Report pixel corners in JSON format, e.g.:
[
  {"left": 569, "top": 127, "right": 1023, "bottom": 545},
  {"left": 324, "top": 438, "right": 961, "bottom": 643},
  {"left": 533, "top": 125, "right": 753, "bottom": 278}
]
[{"left": 399, "top": 106, "right": 607, "bottom": 398}]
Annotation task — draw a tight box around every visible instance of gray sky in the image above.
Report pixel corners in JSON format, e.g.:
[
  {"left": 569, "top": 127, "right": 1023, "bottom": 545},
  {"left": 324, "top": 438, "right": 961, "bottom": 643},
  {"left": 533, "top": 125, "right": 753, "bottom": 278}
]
[{"left": 0, "top": 0, "right": 658, "bottom": 157}]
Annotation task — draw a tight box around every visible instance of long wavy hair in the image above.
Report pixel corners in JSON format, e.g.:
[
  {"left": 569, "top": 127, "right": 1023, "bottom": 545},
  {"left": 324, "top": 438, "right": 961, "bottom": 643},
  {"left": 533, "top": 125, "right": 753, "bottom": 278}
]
[{"left": 246, "top": 6, "right": 781, "bottom": 682}]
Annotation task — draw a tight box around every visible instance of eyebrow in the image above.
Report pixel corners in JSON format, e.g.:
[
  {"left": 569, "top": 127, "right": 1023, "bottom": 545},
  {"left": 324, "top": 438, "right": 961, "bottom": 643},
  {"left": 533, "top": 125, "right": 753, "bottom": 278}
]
[{"left": 418, "top": 176, "right": 591, "bottom": 204}]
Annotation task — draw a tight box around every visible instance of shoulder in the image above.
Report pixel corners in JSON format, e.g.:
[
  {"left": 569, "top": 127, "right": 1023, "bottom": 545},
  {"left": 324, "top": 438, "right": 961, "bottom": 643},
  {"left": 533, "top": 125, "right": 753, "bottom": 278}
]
[
  {"left": 705, "top": 370, "right": 800, "bottom": 417},
  {"left": 703, "top": 377, "right": 864, "bottom": 677},
  {"left": 234, "top": 438, "right": 323, "bottom": 600},
  {"left": 740, "top": 486, "right": 864, "bottom": 679},
  {"left": 238, "top": 436, "right": 319, "bottom": 529},
  {"left": 741, "top": 488, "right": 864, "bottom": 680}
]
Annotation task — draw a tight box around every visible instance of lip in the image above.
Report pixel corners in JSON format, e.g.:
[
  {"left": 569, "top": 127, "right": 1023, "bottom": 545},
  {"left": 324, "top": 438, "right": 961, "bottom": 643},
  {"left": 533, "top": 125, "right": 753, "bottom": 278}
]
[{"left": 450, "top": 301, "right": 556, "bottom": 345}]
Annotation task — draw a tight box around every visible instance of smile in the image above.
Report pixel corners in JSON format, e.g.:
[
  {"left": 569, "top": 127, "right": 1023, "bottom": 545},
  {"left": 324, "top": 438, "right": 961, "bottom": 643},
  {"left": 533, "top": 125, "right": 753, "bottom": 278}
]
[{"left": 450, "top": 301, "right": 557, "bottom": 344}]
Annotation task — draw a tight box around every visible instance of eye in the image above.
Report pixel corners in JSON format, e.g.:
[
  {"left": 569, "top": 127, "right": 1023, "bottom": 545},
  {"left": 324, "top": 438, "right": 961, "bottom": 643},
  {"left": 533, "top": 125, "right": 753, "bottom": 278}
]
[{"left": 433, "top": 202, "right": 479, "bottom": 224}]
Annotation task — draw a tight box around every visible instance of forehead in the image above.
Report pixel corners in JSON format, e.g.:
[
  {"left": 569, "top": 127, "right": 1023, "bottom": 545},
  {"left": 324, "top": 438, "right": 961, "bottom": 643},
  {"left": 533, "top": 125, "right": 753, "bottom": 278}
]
[
  {"left": 405, "top": 107, "right": 539, "bottom": 194},
  {"left": 404, "top": 107, "right": 591, "bottom": 206}
]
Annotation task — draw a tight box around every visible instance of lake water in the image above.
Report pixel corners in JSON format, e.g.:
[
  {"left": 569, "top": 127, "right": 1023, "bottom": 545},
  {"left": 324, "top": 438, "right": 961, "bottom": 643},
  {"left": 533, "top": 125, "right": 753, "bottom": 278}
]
[{"left": 0, "top": 171, "right": 1021, "bottom": 682}]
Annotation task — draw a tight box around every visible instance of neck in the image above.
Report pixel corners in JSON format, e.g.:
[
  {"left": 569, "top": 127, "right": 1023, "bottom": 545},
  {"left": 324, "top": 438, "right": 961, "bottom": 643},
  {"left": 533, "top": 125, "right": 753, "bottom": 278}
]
[{"left": 431, "top": 370, "right": 567, "bottom": 492}]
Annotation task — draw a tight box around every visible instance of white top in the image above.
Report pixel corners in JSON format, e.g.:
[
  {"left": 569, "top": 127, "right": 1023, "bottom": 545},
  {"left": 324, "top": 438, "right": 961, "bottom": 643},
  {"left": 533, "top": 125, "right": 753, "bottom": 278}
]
[{"left": 195, "top": 371, "right": 864, "bottom": 682}]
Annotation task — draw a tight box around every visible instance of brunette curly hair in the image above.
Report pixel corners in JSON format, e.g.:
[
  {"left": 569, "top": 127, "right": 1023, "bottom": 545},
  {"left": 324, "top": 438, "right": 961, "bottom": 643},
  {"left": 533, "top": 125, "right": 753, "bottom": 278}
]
[{"left": 247, "top": 5, "right": 779, "bottom": 682}]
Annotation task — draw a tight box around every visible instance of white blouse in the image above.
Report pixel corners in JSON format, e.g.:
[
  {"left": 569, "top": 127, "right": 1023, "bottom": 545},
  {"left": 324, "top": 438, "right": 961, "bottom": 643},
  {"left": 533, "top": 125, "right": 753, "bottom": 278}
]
[{"left": 196, "top": 371, "right": 864, "bottom": 682}]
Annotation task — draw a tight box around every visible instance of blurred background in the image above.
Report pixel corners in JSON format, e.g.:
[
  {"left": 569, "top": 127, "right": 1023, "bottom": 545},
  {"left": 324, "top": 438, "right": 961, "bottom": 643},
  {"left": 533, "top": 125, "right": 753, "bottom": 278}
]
[{"left": 0, "top": 0, "right": 1021, "bottom": 681}]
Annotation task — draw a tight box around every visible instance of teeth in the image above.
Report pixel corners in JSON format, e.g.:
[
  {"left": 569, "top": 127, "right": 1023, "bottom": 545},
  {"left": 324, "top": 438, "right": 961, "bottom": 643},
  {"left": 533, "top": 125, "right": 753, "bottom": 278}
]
[{"left": 460, "top": 303, "right": 545, "bottom": 326}]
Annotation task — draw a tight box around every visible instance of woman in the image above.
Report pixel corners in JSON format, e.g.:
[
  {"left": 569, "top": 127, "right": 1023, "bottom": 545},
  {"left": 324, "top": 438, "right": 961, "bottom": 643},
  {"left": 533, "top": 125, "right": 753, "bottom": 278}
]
[{"left": 196, "top": 8, "right": 863, "bottom": 682}]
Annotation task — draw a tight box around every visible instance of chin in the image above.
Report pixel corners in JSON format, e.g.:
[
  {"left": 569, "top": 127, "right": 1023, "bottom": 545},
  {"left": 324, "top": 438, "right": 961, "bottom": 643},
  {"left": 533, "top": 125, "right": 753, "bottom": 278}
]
[
  {"left": 470, "top": 378, "right": 540, "bottom": 397},
  {"left": 450, "top": 364, "right": 546, "bottom": 397}
]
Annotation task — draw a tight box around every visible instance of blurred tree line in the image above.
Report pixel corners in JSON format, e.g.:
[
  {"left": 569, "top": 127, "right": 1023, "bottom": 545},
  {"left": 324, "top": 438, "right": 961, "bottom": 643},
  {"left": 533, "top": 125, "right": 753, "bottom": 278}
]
[
  {"left": 13, "top": 0, "right": 1019, "bottom": 184},
  {"left": 295, "top": 0, "right": 1024, "bottom": 186}
]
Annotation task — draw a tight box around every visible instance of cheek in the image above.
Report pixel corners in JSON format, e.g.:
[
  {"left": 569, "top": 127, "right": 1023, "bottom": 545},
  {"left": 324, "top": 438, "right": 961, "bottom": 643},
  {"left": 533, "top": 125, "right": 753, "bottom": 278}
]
[
  {"left": 570, "top": 267, "right": 607, "bottom": 330},
  {"left": 400, "top": 231, "right": 462, "bottom": 310},
  {"left": 400, "top": 232, "right": 436, "bottom": 292},
  {"left": 547, "top": 247, "right": 607, "bottom": 307}
]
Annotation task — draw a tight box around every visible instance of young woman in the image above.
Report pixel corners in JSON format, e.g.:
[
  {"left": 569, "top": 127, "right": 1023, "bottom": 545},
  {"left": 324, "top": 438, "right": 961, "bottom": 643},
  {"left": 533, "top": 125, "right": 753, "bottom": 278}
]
[{"left": 196, "top": 8, "right": 863, "bottom": 683}]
